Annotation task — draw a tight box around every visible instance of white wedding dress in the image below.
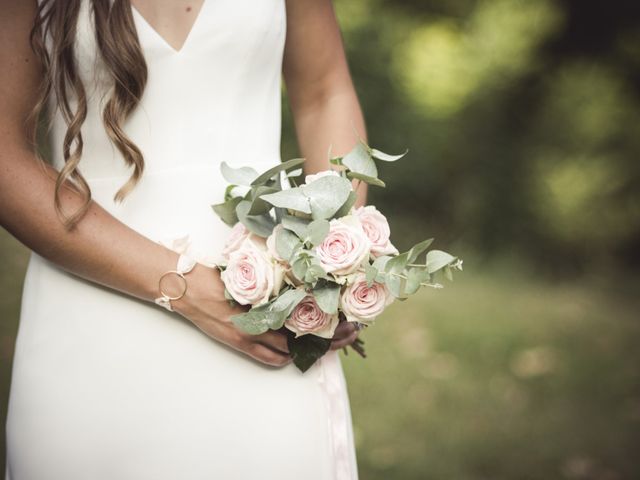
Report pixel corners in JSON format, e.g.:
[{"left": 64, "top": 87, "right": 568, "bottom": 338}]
[{"left": 5, "top": 0, "right": 358, "bottom": 478}]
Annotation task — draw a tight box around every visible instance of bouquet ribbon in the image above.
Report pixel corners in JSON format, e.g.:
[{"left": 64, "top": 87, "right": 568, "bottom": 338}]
[{"left": 318, "top": 350, "right": 358, "bottom": 480}]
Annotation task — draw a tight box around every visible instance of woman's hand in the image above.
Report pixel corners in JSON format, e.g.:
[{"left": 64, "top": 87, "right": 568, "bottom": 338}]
[
  {"left": 329, "top": 320, "right": 361, "bottom": 351},
  {"left": 173, "top": 263, "right": 292, "bottom": 368}
]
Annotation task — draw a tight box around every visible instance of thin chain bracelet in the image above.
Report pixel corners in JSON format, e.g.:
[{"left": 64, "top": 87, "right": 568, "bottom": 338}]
[{"left": 154, "top": 253, "right": 197, "bottom": 312}]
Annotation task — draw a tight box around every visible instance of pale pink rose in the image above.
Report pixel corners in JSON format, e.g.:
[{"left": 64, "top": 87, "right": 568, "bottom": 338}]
[
  {"left": 285, "top": 294, "right": 339, "bottom": 339},
  {"left": 304, "top": 169, "right": 341, "bottom": 185},
  {"left": 340, "top": 273, "right": 394, "bottom": 324},
  {"left": 315, "top": 215, "right": 371, "bottom": 276},
  {"left": 220, "top": 237, "right": 283, "bottom": 306},
  {"left": 353, "top": 205, "right": 399, "bottom": 257},
  {"left": 221, "top": 223, "right": 250, "bottom": 260}
]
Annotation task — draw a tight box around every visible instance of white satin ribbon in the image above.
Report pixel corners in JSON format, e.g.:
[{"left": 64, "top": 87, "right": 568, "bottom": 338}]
[{"left": 317, "top": 350, "right": 358, "bottom": 479}]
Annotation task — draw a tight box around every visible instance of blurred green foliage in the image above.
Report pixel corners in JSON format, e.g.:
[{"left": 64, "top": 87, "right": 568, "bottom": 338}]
[{"left": 282, "top": 0, "right": 640, "bottom": 276}]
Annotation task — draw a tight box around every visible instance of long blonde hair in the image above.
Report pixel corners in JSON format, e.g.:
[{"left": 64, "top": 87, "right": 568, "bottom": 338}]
[{"left": 29, "top": 0, "right": 148, "bottom": 229}]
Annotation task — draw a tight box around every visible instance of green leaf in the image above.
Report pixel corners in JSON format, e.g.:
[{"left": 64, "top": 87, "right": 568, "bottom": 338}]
[
  {"left": 251, "top": 158, "right": 306, "bottom": 186},
  {"left": 365, "top": 264, "right": 378, "bottom": 286},
  {"left": 341, "top": 141, "right": 377, "bottom": 178},
  {"left": 281, "top": 215, "right": 311, "bottom": 238},
  {"left": 291, "top": 257, "right": 308, "bottom": 282},
  {"left": 230, "top": 309, "right": 273, "bottom": 335},
  {"left": 329, "top": 156, "right": 343, "bottom": 166},
  {"left": 312, "top": 282, "right": 341, "bottom": 314},
  {"left": 248, "top": 185, "right": 278, "bottom": 215},
  {"left": 224, "top": 184, "right": 237, "bottom": 201},
  {"left": 267, "top": 288, "right": 307, "bottom": 328},
  {"left": 426, "top": 250, "right": 458, "bottom": 274},
  {"left": 384, "top": 251, "right": 410, "bottom": 274},
  {"left": 305, "top": 219, "right": 330, "bottom": 246},
  {"left": 287, "top": 168, "right": 303, "bottom": 177},
  {"left": 386, "top": 272, "right": 407, "bottom": 299},
  {"left": 370, "top": 148, "right": 408, "bottom": 162},
  {"left": 276, "top": 227, "right": 301, "bottom": 262},
  {"left": 407, "top": 238, "right": 434, "bottom": 264},
  {"left": 211, "top": 196, "right": 242, "bottom": 226},
  {"left": 220, "top": 162, "right": 259, "bottom": 186},
  {"left": 405, "top": 267, "right": 430, "bottom": 295},
  {"left": 235, "top": 200, "right": 276, "bottom": 237},
  {"left": 305, "top": 263, "right": 329, "bottom": 284},
  {"left": 333, "top": 191, "right": 358, "bottom": 219},
  {"left": 287, "top": 333, "right": 332, "bottom": 373},
  {"left": 259, "top": 188, "right": 312, "bottom": 214},
  {"left": 346, "top": 171, "right": 386, "bottom": 187},
  {"left": 301, "top": 175, "right": 353, "bottom": 220}
]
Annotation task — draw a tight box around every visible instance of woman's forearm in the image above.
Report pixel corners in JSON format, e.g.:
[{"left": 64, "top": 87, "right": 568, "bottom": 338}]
[
  {"left": 290, "top": 84, "right": 369, "bottom": 207},
  {"left": 0, "top": 143, "right": 181, "bottom": 303}
]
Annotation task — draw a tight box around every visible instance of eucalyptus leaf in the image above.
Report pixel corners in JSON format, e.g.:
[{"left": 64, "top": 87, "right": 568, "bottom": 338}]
[
  {"left": 312, "top": 282, "right": 340, "bottom": 314},
  {"left": 370, "top": 148, "right": 408, "bottom": 162},
  {"left": 407, "top": 238, "right": 434, "bottom": 264},
  {"left": 251, "top": 158, "right": 306, "bottom": 186},
  {"left": 365, "top": 264, "right": 378, "bottom": 286},
  {"left": 287, "top": 168, "right": 303, "bottom": 177},
  {"left": 386, "top": 272, "right": 407, "bottom": 299},
  {"left": 211, "top": 196, "right": 242, "bottom": 226},
  {"left": 224, "top": 184, "right": 237, "bottom": 201},
  {"left": 347, "top": 171, "right": 386, "bottom": 187},
  {"left": 405, "top": 267, "right": 430, "bottom": 295},
  {"left": 259, "top": 188, "right": 311, "bottom": 214},
  {"left": 248, "top": 185, "right": 278, "bottom": 215},
  {"left": 333, "top": 191, "right": 358, "bottom": 219},
  {"left": 276, "top": 227, "right": 301, "bottom": 262},
  {"left": 220, "top": 162, "right": 259, "bottom": 186},
  {"left": 426, "top": 250, "right": 458, "bottom": 274},
  {"left": 301, "top": 175, "right": 353, "bottom": 220},
  {"left": 292, "top": 257, "right": 308, "bottom": 282},
  {"left": 281, "top": 215, "right": 311, "bottom": 238},
  {"left": 384, "top": 251, "right": 410, "bottom": 274},
  {"left": 305, "top": 219, "right": 330, "bottom": 246},
  {"left": 230, "top": 309, "right": 273, "bottom": 335},
  {"left": 235, "top": 200, "right": 276, "bottom": 237},
  {"left": 305, "top": 263, "right": 328, "bottom": 284},
  {"left": 341, "top": 141, "right": 377, "bottom": 178}
]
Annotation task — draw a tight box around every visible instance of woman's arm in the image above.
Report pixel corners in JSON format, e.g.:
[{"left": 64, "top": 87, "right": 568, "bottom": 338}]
[
  {"left": 283, "top": 0, "right": 368, "bottom": 350},
  {"left": 0, "top": 0, "right": 290, "bottom": 367},
  {"left": 283, "top": 0, "right": 368, "bottom": 210}
]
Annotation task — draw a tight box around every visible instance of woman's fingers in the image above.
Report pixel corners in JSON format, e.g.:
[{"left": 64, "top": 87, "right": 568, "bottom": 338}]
[
  {"left": 256, "top": 330, "right": 290, "bottom": 355},
  {"left": 330, "top": 330, "right": 359, "bottom": 350},
  {"left": 247, "top": 342, "right": 291, "bottom": 367},
  {"left": 331, "top": 321, "right": 357, "bottom": 341}
]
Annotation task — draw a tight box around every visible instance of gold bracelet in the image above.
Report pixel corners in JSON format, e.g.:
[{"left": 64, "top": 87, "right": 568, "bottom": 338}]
[{"left": 155, "top": 254, "right": 197, "bottom": 311}]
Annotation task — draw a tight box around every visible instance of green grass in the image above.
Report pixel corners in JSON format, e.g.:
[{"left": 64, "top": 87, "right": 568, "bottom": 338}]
[{"left": 2, "top": 229, "right": 639, "bottom": 479}]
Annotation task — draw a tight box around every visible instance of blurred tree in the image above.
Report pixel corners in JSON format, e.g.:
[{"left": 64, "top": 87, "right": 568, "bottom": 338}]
[{"left": 283, "top": 0, "right": 640, "bottom": 277}]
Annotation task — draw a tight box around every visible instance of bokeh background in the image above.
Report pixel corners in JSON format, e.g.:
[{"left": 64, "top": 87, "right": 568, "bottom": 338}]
[{"left": 2, "top": 0, "right": 640, "bottom": 478}]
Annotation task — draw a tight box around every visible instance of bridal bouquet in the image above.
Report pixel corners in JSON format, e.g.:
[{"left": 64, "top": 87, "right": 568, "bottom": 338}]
[{"left": 211, "top": 141, "right": 463, "bottom": 372}]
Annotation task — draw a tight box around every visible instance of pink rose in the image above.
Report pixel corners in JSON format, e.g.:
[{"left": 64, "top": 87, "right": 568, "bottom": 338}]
[
  {"left": 353, "top": 205, "right": 399, "bottom": 257},
  {"left": 315, "top": 215, "right": 371, "bottom": 276},
  {"left": 340, "top": 273, "right": 394, "bottom": 324},
  {"left": 220, "top": 237, "right": 283, "bottom": 306},
  {"left": 304, "top": 169, "right": 341, "bottom": 185},
  {"left": 221, "top": 223, "right": 250, "bottom": 261},
  {"left": 285, "top": 294, "right": 339, "bottom": 338}
]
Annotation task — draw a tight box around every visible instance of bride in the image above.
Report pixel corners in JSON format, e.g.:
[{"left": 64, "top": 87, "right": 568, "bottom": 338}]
[{"left": 1, "top": 0, "right": 368, "bottom": 478}]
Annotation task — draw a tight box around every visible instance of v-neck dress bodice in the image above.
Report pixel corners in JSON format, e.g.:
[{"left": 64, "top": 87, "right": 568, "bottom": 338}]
[{"left": 5, "top": 0, "right": 359, "bottom": 478}]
